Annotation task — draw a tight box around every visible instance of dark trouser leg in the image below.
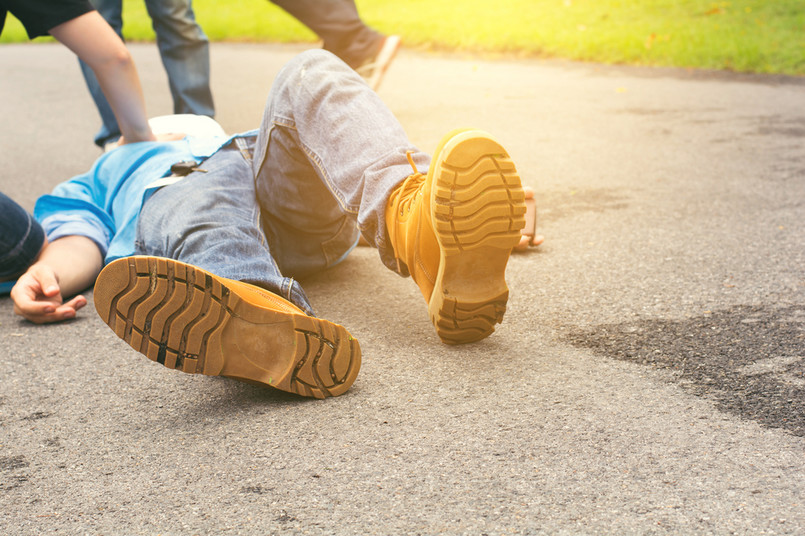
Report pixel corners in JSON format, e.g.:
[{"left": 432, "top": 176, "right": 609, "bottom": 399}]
[{"left": 269, "top": 0, "right": 383, "bottom": 68}]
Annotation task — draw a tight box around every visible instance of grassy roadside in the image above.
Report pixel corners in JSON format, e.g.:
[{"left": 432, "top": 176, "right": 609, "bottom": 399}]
[{"left": 2, "top": 0, "right": 803, "bottom": 75}]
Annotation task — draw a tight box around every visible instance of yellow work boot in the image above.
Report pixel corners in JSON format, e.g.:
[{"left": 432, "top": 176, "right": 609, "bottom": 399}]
[
  {"left": 385, "top": 129, "right": 526, "bottom": 344},
  {"left": 94, "top": 256, "right": 360, "bottom": 398}
]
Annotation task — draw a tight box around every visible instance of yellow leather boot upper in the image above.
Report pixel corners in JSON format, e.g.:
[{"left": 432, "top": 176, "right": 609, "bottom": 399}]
[
  {"left": 384, "top": 152, "right": 441, "bottom": 303},
  {"left": 383, "top": 129, "right": 526, "bottom": 344},
  {"left": 224, "top": 279, "right": 307, "bottom": 315}
]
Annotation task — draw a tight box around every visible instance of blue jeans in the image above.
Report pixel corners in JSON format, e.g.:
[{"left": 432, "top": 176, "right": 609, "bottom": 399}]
[
  {"left": 79, "top": 0, "right": 214, "bottom": 147},
  {"left": 135, "top": 50, "right": 430, "bottom": 315}
]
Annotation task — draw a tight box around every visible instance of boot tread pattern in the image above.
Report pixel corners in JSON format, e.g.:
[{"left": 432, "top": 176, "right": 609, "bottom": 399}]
[
  {"left": 429, "top": 135, "right": 526, "bottom": 344},
  {"left": 433, "top": 153, "right": 526, "bottom": 253},
  {"left": 291, "top": 325, "right": 359, "bottom": 398},
  {"left": 102, "top": 257, "right": 226, "bottom": 374},
  {"left": 97, "top": 257, "right": 359, "bottom": 398},
  {"left": 435, "top": 292, "right": 510, "bottom": 344}
]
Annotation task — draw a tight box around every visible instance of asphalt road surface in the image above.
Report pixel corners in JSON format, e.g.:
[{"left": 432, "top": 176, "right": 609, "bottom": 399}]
[{"left": 1, "top": 43, "right": 804, "bottom": 535}]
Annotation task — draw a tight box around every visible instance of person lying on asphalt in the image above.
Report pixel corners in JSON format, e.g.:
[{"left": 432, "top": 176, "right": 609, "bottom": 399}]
[{"left": 9, "top": 50, "right": 528, "bottom": 399}]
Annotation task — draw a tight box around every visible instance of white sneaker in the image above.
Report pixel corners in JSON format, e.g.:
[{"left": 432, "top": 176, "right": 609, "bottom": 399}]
[{"left": 356, "top": 35, "right": 401, "bottom": 91}]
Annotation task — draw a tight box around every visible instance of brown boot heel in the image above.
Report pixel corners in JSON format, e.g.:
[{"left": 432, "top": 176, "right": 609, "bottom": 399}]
[{"left": 429, "top": 131, "right": 527, "bottom": 344}]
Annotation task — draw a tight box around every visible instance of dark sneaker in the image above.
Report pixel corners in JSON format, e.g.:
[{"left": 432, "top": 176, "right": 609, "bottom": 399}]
[{"left": 94, "top": 256, "right": 361, "bottom": 398}]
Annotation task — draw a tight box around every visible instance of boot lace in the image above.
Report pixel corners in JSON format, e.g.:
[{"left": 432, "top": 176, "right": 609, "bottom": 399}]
[
  {"left": 388, "top": 151, "right": 425, "bottom": 271},
  {"left": 392, "top": 151, "right": 425, "bottom": 216}
]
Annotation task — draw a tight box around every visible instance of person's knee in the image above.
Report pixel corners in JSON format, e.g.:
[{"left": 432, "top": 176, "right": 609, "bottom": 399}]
[
  {"left": 285, "top": 49, "right": 349, "bottom": 77},
  {"left": 297, "top": 48, "right": 339, "bottom": 63},
  {"left": 273, "top": 49, "right": 353, "bottom": 99}
]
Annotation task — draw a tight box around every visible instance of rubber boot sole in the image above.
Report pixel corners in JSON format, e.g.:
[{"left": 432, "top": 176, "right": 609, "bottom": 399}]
[
  {"left": 93, "top": 256, "right": 361, "bottom": 398},
  {"left": 428, "top": 130, "right": 527, "bottom": 344}
]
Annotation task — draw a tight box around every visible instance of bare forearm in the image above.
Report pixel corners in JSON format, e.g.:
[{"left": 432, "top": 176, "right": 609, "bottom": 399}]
[
  {"left": 88, "top": 51, "right": 155, "bottom": 143},
  {"left": 36, "top": 236, "right": 103, "bottom": 297},
  {"left": 49, "top": 11, "right": 155, "bottom": 143}
]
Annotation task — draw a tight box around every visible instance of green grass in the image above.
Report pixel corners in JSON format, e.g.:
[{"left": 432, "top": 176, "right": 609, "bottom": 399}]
[{"left": 2, "top": 0, "right": 803, "bottom": 75}]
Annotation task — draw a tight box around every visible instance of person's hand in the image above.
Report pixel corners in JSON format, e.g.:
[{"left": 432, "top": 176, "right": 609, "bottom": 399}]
[
  {"left": 109, "top": 132, "right": 185, "bottom": 150},
  {"left": 155, "top": 131, "right": 187, "bottom": 142},
  {"left": 10, "top": 263, "right": 87, "bottom": 324}
]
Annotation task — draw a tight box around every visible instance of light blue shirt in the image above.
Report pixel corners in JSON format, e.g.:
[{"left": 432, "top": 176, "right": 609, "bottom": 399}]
[{"left": 34, "top": 132, "right": 256, "bottom": 264}]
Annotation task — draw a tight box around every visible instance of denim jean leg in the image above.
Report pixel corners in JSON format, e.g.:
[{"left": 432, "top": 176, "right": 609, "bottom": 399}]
[
  {"left": 134, "top": 142, "right": 315, "bottom": 315},
  {"left": 252, "top": 50, "right": 431, "bottom": 276},
  {"left": 78, "top": 0, "right": 124, "bottom": 146},
  {"left": 254, "top": 120, "right": 360, "bottom": 279},
  {"left": 145, "top": 0, "right": 215, "bottom": 117}
]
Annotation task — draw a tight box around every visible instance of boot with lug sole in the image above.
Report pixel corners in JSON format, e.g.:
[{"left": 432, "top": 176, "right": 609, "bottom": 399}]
[
  {"left": 94, "top": 256, "right": 361, "bottom": 398},
  {"left": 385, "top": 129, "right": 526, "bottom": 344}
]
